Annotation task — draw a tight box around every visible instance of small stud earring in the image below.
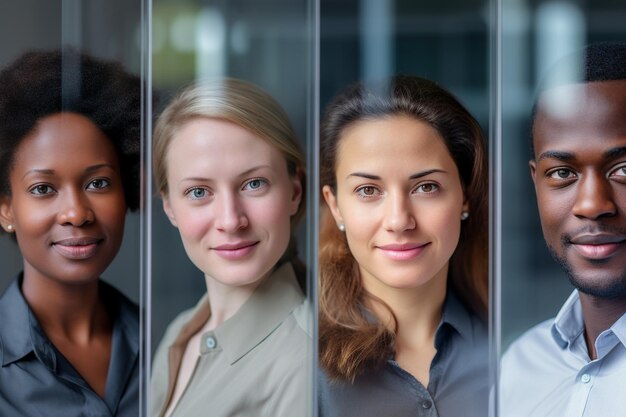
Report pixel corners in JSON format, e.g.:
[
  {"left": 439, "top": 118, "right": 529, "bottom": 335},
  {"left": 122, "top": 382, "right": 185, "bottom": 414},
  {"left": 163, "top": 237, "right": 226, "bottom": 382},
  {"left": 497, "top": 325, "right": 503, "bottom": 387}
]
[
  {"left": 6, "top": 224, "right": 14, "bottom": 232},
  {"left": 461, "top": 211, "right": 469, "bottom": 221},
  {"left": 338, "top": 223, "right": 345, "bottom": 232}
]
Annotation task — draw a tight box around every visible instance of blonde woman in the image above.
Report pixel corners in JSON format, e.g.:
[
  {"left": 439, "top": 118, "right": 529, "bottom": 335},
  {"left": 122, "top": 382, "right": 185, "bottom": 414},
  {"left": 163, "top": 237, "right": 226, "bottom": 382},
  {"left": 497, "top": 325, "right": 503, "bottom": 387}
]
[{"left": 151, "top": 79, "right": 310, "bottom": 417}]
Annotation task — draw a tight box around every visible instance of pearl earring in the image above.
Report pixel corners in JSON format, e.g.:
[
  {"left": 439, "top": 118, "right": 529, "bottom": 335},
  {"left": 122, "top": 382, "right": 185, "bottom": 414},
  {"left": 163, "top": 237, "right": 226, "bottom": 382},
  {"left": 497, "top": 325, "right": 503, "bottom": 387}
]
[
  {"left": 338, "top": 223, "right": 345, "bottom": 232},
  {"left": 461, "top": 211, "right": 469, "bottom": 220},
  {"left": 6, "top": 224, "right": 14, "bottom": 232}
]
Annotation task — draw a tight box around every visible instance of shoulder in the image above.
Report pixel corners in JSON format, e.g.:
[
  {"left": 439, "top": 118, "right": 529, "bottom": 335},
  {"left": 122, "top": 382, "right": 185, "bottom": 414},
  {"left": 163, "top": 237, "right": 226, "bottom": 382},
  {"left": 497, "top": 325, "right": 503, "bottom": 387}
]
[
  {"left": 502, "top": 318, "right": 555, "bottom": 368},
  {"left": 500, "top": 318, "right": 559, "bottom": 412}
]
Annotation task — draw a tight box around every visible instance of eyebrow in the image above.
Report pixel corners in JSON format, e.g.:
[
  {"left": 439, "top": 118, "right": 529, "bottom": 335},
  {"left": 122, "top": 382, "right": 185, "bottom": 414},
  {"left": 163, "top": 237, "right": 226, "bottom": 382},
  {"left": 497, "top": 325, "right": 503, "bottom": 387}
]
[
  {"left": 21, "top": 163, "right": 116, "bottom": 180},
  {"left": 537, "top": 147, "right": 626, "bottom": 162},
  {"left": 347, "top": 169, "right": 445, "bottom": 180},
  {"left": 536, "top": 150, "right": 575, "bottom": 162},
  {"left": 604, "top": 146, "right": 626, "bottom": 159},
  {"left": 178, "top": 164, "right": 274, "bottom": 184}
]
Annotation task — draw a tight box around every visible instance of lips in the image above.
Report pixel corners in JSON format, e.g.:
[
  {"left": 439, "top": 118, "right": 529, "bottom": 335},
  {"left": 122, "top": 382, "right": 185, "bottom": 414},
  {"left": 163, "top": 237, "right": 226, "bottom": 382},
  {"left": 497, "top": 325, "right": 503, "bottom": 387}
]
[
  {"left": 376, "top": 242, "right": 430, "bottom": 261},
  {"left": 568, "top": 234, "right": 626, "bottom": 260},
  {"left": 212, "top": 241, "right": 259, "bottom": 260},
  {"left": 52, "top": 237, "right": 103, "bottom": 260}
]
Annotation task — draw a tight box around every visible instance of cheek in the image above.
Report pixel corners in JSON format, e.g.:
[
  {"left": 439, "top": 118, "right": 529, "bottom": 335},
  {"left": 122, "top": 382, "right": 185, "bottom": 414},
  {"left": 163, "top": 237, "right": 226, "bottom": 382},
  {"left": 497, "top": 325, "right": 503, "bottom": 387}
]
[{"left": 248, "top": 194, "right": 293, "bottom": 237}]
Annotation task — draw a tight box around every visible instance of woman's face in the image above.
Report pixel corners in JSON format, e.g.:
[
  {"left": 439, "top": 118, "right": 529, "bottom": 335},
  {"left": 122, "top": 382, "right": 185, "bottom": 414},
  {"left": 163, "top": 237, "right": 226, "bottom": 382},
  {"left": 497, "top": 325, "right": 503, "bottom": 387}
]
[
  {"left": 0, "top": 112, "right": 127, "bottom": 285},
  {"left": 162, "top": 117, "right": 302, "bottom": 288},
  {"left": 323, "top": 115, "right": 467, "bottom": 295}
]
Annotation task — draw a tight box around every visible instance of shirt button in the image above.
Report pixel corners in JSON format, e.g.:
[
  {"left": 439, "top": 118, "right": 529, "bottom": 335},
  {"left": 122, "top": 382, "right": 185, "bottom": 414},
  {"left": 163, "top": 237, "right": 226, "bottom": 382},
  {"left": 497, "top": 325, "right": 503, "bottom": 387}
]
[
  {"left": 581, "top": 374, "right": 591, "bottom": 383},
  {"left": 206, "top": 336, "right": 217, "bottom": 349},
  {"left": 422, "top": 400, "right": 432, "bottom": 409}
]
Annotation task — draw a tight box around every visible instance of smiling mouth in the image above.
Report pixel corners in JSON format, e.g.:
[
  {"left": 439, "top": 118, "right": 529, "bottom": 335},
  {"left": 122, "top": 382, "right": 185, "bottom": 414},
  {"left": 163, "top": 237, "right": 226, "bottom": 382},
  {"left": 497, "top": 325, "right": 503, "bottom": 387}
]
[
  {"left": 376, "top": 243, "right": 430, "bottom": 261},
  {"left": 568, "top": 234, "right": 626, "bottom": 260},
  {"left": 52, "top": 237, "right": 103, "bottom": 260},
  {"left": 212, "top": 241, "right": 260, "bottom": 260}
]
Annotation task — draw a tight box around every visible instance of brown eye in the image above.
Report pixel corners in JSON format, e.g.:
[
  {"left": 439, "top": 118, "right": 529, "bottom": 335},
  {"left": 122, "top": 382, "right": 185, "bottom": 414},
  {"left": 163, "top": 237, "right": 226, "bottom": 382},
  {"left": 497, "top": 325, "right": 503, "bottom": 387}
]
[
  {"left": 356, "top": 185, "right": 381, "bottom": 198},
  {"left": 30, "top": 184, "right": 54, "bottom": 195},
  {"left": 415, "top": 183, "right": 439, "bottom": 194},
  {"left": 548, "top": 168, "right": 575, "bottom": 180}
]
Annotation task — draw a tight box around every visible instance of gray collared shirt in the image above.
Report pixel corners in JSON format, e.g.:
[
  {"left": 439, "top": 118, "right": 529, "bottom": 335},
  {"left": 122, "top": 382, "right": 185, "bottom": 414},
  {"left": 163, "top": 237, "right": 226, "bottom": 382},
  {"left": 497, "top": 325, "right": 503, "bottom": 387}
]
[
  {"left": 0, "top": 274, "right": 140, "bottom": 417},
  {"left": 501, "top": 290, "right": 626, "bottom": 417},
  {"left": 318, "top": 292, "right": 489, "bottom": 417},
  {"left": 151, "top": 262, "right": 312, "bottom": 417}
]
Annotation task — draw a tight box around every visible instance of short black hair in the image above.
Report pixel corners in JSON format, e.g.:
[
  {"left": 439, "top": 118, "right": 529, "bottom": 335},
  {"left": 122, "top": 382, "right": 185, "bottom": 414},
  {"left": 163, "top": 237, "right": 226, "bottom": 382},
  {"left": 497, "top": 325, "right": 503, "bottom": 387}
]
[
  {"left": 531, "top": 42, "right": 626, "bottom": 157},
  {"left": 0, "top": 49, "right": 141, "bottom": 209}
]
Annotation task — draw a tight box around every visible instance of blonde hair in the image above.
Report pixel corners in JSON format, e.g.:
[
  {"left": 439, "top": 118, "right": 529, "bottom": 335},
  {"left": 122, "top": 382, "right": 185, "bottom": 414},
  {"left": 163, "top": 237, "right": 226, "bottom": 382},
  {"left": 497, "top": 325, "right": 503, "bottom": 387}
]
[{"left": 153, "top": 78, "right": 306, "bottom": 225}]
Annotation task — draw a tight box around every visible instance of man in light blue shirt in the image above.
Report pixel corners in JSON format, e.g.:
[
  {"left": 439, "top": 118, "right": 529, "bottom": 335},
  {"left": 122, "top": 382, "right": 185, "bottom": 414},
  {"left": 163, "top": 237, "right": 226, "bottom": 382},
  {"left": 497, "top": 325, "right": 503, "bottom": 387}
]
[{"left": 501, "top": 43, "right": 626, "bottom": 417}]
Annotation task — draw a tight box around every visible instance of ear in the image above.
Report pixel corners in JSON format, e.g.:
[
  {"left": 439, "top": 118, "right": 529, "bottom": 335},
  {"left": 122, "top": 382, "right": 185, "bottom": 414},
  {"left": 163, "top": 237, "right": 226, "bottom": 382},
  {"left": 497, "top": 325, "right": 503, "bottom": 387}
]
[
  {"left": 289, "top": 168, "right": 304, "bottom": 216},
  {"left": 161, "top": 193, "right": 178, "bottom": 227},
  {"left": 529, "top": 159, "right": 537, "bottom": 186},
  {"left": 0, "top": 197, "right": 14, "bottom": 233},
  {"left": 322, "top": 185, "right": 344, "bottom": 227}
]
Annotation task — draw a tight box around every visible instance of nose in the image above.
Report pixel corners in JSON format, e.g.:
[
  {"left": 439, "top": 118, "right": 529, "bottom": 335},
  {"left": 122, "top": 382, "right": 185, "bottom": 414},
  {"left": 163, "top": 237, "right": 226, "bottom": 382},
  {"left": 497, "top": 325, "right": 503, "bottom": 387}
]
[
  {"left": 56, "top": 189, "right": 95, "bottom": 226},
  {"left": 572, "top": 173, "right": 617, "bottom": 220},
  {"left": 215, "top": 192, "right": 249, "bottom": 232},
  {"left": 382, "top": 190, "right": 416, "bottom": 232}
]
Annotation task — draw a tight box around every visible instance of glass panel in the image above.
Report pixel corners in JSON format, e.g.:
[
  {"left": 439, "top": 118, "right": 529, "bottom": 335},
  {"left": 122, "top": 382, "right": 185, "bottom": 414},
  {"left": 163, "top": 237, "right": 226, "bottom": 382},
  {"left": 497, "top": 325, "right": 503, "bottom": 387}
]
[
  {"left": 318, "top": 1, "right": 492, "bottom": 416},
  {"left": 500, "top": 0, "right": 626, "bottom": 415},
  {"left": 149, "top": 1, "right": 316, "bottom": 416},
  {"left": 0, "top": 0, "right": 145, "bottom": 416}
]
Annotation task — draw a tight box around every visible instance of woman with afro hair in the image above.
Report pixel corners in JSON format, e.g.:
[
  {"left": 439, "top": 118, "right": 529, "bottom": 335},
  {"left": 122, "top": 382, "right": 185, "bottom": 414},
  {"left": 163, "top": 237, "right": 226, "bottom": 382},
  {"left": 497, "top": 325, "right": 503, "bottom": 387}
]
[{"left": 0, "top": 49, "right": 141, "bottom": 416}]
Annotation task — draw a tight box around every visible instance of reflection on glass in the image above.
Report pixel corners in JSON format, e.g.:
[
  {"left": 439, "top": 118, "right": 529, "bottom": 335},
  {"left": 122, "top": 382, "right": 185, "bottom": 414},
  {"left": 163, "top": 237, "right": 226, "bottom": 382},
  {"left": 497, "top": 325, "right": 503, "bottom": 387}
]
[
  {"left": 0, "top": 49, "right": 141, "bottom": 416},
  {"left": 318, "top": 76, "right": 489, "bottom": 417},
  {"left": 501, "top": 42, "right": 626, "bottom": 417},
  {"left": 150, "top": 79, "right": 311, "bottom": 417}
]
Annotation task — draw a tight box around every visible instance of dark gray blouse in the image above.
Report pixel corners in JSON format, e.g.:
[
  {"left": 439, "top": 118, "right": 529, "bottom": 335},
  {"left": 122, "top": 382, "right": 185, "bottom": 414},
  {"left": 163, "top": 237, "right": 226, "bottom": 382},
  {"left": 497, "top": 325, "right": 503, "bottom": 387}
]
[
  {"left": 0, "top": 275, "right": 139, "bottom": 417},
  {"left": 318, "top": 292, "right": 489, "bottom": 417}
]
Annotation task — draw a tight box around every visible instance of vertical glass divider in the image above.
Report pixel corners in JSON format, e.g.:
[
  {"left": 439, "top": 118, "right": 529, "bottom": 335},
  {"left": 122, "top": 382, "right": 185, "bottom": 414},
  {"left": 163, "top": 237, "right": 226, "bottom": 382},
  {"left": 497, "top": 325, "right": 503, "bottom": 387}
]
[
  {"left": 140, "top": 0, "right": 153, "bottom": 415},
  {"left": 489, "top": 0, "right": 502, "bottom": 415}
]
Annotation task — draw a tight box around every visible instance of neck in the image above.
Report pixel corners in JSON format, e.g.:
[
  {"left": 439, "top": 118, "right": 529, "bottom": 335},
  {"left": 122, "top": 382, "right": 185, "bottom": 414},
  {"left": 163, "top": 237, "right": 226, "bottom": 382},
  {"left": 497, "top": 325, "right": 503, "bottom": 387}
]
[
  {"left": 363, "top": 266, "right": 448, "bottom": 350},
  {"left": 203, "top": 272, "right": 267, "bottom": 330},
  {"left": 21, "top": 264, "right": 107, "bottom": 343},
  {"left": 579, "top": 292, "right": 626, "bottom": 360}
]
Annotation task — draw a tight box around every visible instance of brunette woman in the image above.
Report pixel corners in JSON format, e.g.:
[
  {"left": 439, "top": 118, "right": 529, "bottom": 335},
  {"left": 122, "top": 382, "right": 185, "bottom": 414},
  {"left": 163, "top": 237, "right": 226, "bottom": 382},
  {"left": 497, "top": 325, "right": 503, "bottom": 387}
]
[
  {"left": 151, "top": 78, "right": 310, "bottom": 417},
  {"left": 0, "top": 50, "right": 141, "bottom": 416},
  {"left": 319, "top": 75, "right": 489, "bottom": 416}
]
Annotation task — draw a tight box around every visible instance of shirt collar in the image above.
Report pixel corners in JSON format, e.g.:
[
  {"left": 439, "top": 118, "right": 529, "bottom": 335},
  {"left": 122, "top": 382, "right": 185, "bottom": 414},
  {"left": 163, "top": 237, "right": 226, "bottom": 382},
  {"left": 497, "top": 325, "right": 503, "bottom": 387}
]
[
  {"left": 0, "top": 274, "right": 52, "bottom": 368},
  {"left": 551, "top": 290, "right": 585, "bottom": 348},
  {"left": 435, "top": 291, "right": 475, "bottom": 347},
  {"left": 211, "top": 262, "right": 304, "bottom": 364},
  {"left": 0, "top": 274, "right": 139, "bottom": 379},
  {"left": 176, "top": 262, "right": 304, "bottom": 365}
]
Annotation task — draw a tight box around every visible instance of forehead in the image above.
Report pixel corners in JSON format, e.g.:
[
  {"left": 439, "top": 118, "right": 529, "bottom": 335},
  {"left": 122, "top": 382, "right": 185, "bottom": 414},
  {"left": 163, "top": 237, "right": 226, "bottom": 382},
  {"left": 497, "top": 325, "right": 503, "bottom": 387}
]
[
  {"left": 166, "top": 118, "right": 286, "bottom": 177},
  {"left": 336, "top": 115, "right": 455, "bottom": 174},
  {"left": 13, "top": 112, "right": 117, "bottom": 168},
  {"left": 533, "top": 80, "right": 626, "bottom": 155}
]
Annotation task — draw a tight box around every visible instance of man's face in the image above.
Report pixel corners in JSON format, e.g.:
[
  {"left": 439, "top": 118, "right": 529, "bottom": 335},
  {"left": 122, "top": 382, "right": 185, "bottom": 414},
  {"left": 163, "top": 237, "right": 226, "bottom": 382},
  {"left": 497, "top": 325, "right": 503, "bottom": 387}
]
[{"left": 531, "top": 80, "right": 626, "bottom": 298}]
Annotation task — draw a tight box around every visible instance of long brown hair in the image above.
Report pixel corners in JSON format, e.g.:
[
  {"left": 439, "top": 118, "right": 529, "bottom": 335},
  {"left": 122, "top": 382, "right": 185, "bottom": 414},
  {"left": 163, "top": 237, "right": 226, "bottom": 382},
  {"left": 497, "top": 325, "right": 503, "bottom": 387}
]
[{"left": 319, "top": 75, "right": 488, "bottom": 382}]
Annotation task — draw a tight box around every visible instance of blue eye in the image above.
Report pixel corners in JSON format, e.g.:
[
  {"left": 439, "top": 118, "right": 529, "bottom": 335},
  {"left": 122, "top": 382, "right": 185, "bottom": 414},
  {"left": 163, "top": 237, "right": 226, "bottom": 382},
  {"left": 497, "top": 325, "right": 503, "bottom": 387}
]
[
  {"left": 243, "top": 178, "right": 268, "bottom": 191},
  {"left": 87, "top": 178, "right": 110, "bottom": 190},
  {"left": 189, "top": 187, "right": 208, "bottom": 200},
  {"left": 29, "top": 184, "right": 54, "bottom": 195}
]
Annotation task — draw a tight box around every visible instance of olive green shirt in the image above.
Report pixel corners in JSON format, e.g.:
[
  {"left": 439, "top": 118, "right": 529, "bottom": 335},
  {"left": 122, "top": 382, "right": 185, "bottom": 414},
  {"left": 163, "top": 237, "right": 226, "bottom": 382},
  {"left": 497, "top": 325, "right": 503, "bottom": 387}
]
[{"left": 151, "top": 263, "right": 312, "bottom": 417}]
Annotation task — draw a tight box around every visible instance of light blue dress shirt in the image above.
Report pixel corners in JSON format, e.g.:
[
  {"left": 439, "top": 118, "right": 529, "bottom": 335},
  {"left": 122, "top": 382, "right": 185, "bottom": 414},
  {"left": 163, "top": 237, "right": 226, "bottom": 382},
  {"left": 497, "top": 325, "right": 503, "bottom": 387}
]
[{"left": 501, "top": 290, "right": 626, "bottom": 417}]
